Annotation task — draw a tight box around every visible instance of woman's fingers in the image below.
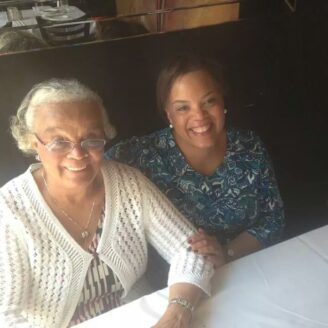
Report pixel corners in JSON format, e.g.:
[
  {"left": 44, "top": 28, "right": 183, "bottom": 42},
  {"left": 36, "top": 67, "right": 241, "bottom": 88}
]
[
  {"left": 191, "top": 242, "right": 220, "bottom": 255},
  {"left": 189, "top": 231, "right": 219, "bottom": 253},
  {"left": 188, "top": 229, "right": 226, "bottom": 268}
]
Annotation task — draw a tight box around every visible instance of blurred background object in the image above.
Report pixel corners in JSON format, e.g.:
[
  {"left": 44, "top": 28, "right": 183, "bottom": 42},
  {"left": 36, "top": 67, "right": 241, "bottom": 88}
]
[
  {"left": 95, "top": 17, "right": 148, "bottom": 40},
  {"left": 0, "top": 0, "right": 294, "bottom": 53},
  {"left": 115, "top": 0, "right": 239, "bottom": 33},
  {"left": 0, "top": 29, "right": 46, "bottom": 53}
]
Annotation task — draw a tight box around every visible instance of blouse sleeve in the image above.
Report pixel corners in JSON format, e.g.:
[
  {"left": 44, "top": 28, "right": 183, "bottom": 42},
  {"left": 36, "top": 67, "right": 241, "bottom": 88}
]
[
  {"left": 135, "top": 171, "right": 214, "bottom": 296},
  {"left": 246, "top": 137, "right": 285, "bottom": 246},
  {"left": 0, "top": 201, "right": 35, "bottom": 328}
]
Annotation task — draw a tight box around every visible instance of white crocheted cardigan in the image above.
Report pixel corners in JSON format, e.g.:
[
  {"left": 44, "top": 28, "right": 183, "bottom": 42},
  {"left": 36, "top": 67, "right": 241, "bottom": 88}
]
[{"left": 0, "top": 161, "right": 213, "bottom": 328}]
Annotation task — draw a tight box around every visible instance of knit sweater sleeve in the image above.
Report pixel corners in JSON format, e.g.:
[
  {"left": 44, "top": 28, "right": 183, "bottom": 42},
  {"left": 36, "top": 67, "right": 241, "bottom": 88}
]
[
  {"left": 0, "top": 199, "right": 36, "bottom": 328},
  {"left": 135, "top": 170, "right": 214, "bottom": 296}
]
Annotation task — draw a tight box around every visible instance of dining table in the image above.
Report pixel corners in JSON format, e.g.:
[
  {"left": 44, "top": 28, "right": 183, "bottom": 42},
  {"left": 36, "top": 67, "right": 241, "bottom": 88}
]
[{"left": 73, "top": 224, "right": 328, "bottom": 328}]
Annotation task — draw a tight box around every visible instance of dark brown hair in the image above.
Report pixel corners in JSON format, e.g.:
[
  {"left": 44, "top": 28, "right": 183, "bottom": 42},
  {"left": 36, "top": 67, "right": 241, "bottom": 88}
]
[{"left": 156, "top": 53, "right": 228, "bottom": 121}]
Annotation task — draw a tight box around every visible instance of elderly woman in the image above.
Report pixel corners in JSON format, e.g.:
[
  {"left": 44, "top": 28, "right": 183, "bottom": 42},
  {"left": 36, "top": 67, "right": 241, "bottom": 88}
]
[
  {"left": 0, "top": 79, "right": 214, "bottom": 328},
  {"left": 106, "top": 54, "right": 285, "bottom": 276}
]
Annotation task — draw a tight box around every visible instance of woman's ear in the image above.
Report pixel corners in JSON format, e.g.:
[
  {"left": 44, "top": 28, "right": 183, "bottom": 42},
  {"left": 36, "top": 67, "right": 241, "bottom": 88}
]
[
  {"left": 29, "top": 134, "right": 41, "bottom": 156},
  {"left": 30, "top": 135, "right": 41, "bottom": 161},
  {"left": 30, "top": 134, "right": 38, "bottom": 149},
  {"left": 166, "top": 110, "right": 172, "bottom": 126}
]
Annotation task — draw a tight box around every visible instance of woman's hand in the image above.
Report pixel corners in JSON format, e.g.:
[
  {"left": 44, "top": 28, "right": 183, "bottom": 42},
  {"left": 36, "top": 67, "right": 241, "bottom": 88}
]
[
  {"left": 189, "top": 228, "right": 226, "bottom": 269},
  {"left": 152, "top": 304, "right": 192, "bottom": 328}
]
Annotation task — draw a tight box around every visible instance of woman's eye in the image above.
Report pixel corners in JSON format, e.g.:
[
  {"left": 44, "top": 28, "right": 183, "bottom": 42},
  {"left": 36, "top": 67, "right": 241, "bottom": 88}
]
[
  {"left": 203, "top": 97, "right": 217, "bottom": 107},
  {"left": 52, "top": 139, "right": 69, "bottom": 146},
  {"left": 176, "top": 105, "right": 189, "bottom": 112},
  {"left": 49, "top": 137, "right": 69, "bottom": 146},
  {"left": 51, "top": 136, "right": 66, "bottom": 142},
  {"left": 54, "top": 139, "right": 68, "bottom": 144}
]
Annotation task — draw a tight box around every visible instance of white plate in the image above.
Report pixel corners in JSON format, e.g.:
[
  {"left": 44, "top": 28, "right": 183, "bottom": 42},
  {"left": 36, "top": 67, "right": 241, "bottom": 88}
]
[
  {"left": 41, "top": 13, "right": 70, "bottom": 21},
  {"left": 40, "top": 6, "right": 83, "bottom": 22},
  {"left": 42, "top": 8, "right": 60, "bottom": 13}
]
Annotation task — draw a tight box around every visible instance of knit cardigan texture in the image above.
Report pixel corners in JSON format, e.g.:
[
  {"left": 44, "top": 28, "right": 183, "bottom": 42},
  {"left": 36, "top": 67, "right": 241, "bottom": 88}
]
[{"left": 0, "top": 161, "right": 213, "bottom": 328}]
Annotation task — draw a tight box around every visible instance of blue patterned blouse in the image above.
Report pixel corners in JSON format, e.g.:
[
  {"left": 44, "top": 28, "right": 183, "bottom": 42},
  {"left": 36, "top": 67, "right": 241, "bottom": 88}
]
[{"left": 105, "top": 128, "right": 284, "bottom": 246}]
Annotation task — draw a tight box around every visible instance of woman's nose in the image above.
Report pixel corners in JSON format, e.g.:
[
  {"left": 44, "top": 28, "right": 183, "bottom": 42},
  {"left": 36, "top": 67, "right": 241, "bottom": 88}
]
[
  {"left": 67, "top": 144, "right": 88, "bottom": 159},
  {"left": 192, "top": 105, "right": 207, "bottom": 119}
]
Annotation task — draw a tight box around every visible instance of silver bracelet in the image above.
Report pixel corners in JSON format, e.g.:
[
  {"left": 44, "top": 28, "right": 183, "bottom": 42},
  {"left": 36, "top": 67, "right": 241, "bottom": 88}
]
[{"left": 169, "top": 297, "right": 194, "bottom": 313}]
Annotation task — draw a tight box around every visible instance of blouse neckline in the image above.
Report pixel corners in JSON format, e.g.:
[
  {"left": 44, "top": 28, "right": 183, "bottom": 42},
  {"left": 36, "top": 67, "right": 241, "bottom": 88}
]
[
  {"left": 25, "top": 163, "right": 111, "bottom": 257},
  {"left": 165, "top": 128, "right": 233, "bottom": 179}
]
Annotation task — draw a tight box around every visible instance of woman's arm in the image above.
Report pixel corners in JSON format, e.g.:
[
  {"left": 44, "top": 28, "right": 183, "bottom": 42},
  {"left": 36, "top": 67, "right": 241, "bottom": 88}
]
[
  {"left": 222, "top": 231, "right": 262, "bottom": 262},
  {"left": 135, "top": 170, "right": 214, "bottom": 326},
  {"left": 245, "top": 138, "right": 285, "bottom": 246},
  {"left": 140, "top": 173, "right": 214, "bottom": 294},
  {"left": 189, "top": 229, "right": 262, "bottom": 266},
  {"left": 0, "top": 206, "right": 33, "bottom": 328},
  {"left": 189, "top": 137, "right": 284, "bottom": 266}
]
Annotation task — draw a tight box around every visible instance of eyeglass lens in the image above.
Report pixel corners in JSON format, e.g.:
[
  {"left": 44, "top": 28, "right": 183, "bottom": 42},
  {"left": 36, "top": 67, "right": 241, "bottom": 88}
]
[{"left": 47, "top": 139, "right": 106, "bottom": 152}]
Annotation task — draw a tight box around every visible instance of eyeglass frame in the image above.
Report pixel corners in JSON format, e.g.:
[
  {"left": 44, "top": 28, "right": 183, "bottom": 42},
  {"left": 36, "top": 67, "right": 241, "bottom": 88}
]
[{"left": 33, "top": 133, "right": 107, "bottom": 154}]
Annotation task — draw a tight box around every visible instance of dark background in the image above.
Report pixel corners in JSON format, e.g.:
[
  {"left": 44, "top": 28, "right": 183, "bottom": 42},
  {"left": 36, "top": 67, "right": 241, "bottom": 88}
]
[{"left": 0, "top": 0, "right": 327, "bottom": 239}]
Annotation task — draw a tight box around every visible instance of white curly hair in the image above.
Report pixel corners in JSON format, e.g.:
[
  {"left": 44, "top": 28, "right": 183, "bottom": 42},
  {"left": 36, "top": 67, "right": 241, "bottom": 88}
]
[{"left": 10, "top": 78, "right": 116, "bottom": 155}]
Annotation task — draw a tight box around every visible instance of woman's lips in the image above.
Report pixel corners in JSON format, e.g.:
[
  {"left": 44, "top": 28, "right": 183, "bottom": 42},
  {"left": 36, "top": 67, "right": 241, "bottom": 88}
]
[
  {"left": 65, "top": 165, "right": 87, "bottom": 172},
  {"left": 190, "top": 124, "right": 211, "bottom": 134}
]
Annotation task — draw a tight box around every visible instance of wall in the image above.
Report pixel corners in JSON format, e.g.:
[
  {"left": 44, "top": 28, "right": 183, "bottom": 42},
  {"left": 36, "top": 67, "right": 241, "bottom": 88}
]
[
  {"left": 0, "top": 4, "right": 327, "bottom": 237},
  {"left": 116, "top": 0, "right": 239, "bottom": 32}
]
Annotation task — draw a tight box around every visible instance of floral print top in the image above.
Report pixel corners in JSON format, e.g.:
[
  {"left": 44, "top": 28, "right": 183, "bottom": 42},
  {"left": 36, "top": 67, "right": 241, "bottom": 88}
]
[{"left": 105, "top": 128, "right": 284, "bottom": 246}]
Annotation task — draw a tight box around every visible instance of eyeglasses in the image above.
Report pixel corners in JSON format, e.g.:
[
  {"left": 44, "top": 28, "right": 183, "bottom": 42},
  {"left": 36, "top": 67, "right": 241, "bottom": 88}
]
[{"left": 34, "top": 134, "right": 107, "bottom": 154}]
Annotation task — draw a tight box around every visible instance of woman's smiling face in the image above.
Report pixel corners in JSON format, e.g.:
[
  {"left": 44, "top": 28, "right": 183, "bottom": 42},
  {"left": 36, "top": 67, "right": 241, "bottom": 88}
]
[
  {"left": 166, "top": 69, "right": 226, "bottom": 153},
  {"left": 32, "top": 100, "right": 105, "bottom": 190}
]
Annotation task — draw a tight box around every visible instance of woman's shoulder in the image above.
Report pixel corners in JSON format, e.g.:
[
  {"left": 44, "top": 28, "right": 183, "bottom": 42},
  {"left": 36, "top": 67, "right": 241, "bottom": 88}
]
[
  {"left": 106, "top": 128, "right": 170, "bottom": 156},
  {"left": 228, "top": 128, "right": 264, "bottom": 151},
  {"left": 105, "top": 128, "right": 172, "bottom": 171},
  {"left": 102, "top": 160, "right": 148, "bottom": 182},
  {"left": 0, "top": 166, "right": 34, "bottom": 196},
  {"left": 0, "top": 166, "right": 39, "bottom": 228},
  {"left": 228, "top": 127, "right": 260, "bottom": 142},
  {"left": 129, "top": 127, "right": 171, "bottom": 145},
  {"left": 101, "top": 160, "right": 159, "bottom": 204}
]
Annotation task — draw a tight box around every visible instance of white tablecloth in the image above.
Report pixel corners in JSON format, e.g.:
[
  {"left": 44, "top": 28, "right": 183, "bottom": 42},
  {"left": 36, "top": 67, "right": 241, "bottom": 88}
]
[{"left": 74, "top": 225, "right": 328, "bottom": 328}]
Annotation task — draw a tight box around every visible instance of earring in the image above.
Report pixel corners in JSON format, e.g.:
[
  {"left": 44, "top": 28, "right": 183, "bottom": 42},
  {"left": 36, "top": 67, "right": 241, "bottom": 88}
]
[
  {"left": 169, "top": 124, "right": 173, "bottom": 129},
  {"left": 35, "top": 154, "right": 40, "bottom": 161},
  {"left": 224, "top": 108, "right": 228, "bottom": 114}
]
